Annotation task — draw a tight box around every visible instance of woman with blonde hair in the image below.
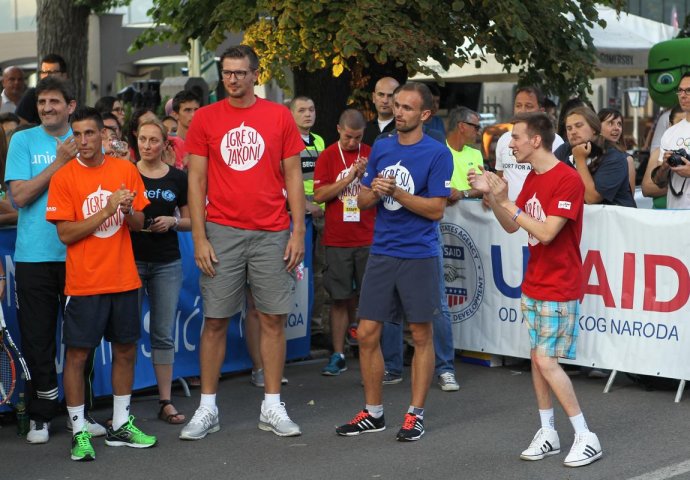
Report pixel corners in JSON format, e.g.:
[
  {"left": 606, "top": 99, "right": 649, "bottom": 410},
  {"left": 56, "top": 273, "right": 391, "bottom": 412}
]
[{"left": 131, "top": 119, "right": 191, "bottom": 423}]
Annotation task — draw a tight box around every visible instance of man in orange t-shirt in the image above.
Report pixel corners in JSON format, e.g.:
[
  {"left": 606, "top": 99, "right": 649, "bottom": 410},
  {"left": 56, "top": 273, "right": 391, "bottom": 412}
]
[{"left": 46, "top": 107, "right": 154, "bottom": 462}]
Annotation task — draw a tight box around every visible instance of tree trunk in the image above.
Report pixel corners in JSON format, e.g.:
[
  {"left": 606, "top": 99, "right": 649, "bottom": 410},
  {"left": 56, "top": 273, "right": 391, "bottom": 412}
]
[
  {"left": 292, "top": 66, "right": 352, "bottom": 146},
  {"left": 292, "top": 56, "right": 407, "bottom": 146},
  {"left": 36, "top": 0, "right": 91, "bottom": 106}
]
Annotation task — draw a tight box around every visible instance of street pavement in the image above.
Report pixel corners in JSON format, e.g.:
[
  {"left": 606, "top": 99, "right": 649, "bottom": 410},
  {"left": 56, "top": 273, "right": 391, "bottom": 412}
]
[{"left": 2, "top": 355, "right": 690, "bottom": 480}]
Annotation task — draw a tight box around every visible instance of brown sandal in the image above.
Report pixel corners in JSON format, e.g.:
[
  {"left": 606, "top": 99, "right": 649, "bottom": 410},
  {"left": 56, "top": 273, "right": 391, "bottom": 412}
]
[{"left": 158, "top": 400, "right": 185, "bottom": 424}]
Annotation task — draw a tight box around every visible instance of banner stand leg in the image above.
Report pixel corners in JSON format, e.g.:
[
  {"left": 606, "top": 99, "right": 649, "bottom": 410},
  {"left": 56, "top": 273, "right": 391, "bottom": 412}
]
[
  {"left": 178, "top": 377, "right": 191, "bottom": 398},
  {"left": 675, "top": 380, "right": 686, "bottom": 403},
  {"left": 603, "top": 370, "right": 618, "bottom": 394}
]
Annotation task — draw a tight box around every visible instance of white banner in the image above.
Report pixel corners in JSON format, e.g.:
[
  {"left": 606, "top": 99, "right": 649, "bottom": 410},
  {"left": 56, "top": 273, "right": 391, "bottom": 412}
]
[{"left": 443, "top": 201, "right": 690, "bottom": 380}]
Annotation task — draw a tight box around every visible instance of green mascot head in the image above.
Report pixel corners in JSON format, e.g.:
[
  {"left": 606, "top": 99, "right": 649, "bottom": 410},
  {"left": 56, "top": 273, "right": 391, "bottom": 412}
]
[{"left": 647, "top": 38, "right": 690, "bottom": 107}]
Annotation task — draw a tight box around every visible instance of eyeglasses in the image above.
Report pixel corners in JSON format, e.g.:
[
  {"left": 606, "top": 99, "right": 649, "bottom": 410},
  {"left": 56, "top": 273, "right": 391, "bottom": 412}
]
[
  {"left": 112, "top": 107, "right": 124, "bottom": 113},
  {"left": 39, "top": 70, "right": 63, "bottom": 76},
  {"left": 677, "top": 88, "right": 690, "bottom": 96},
  {"left": 463, "top": 121, "right": 481, "bottom": 131},
  {"left": 221, "top": 70, "right": 251, "bottom": 80}
]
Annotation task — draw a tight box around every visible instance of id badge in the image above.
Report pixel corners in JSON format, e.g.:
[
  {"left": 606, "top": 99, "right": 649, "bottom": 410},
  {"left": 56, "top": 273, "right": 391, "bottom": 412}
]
[{"left": 343, "top": 195, "right": 360, "bottom": 222}]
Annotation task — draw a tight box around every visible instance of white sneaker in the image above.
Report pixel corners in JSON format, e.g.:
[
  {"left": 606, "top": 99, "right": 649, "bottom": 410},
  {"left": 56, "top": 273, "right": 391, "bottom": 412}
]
[
  {"left": 258, "top": 401, "right": 301, "bottom": 437},
  {"left": 179, "top": 406, "right": 220, "bottom": 440},
  {"left": 520, "top": 428, "right": 560, "bottom": 460},
  {"left": 26, "top": 420, "right": 50, "bottom": 444},
  {"left": 438, "top": 372, "right": 460, "bottom": 392},
  {"left": 250, "top": 369, "right": 289, "bottom": 388},
  {"left": 66, "top": 414, "right": 107, "bottom": 437},
  {"left": 564, "top": 431, "right": 602, "bottom": 467}
]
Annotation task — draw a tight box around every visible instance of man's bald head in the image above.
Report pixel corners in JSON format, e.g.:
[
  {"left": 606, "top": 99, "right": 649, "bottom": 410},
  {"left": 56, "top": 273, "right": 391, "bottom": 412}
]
[
  {"left": 2, "top": 66, "right": 25, "bottom": 102},
  {"left": 372, "top": 77, "right": 400, "bottom": 121}
]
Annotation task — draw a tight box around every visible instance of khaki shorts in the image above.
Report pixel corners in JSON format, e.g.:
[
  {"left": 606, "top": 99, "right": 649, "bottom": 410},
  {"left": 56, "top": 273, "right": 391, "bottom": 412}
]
[{"left": 200, "top": 222, "right": 295, "bottom": 318}]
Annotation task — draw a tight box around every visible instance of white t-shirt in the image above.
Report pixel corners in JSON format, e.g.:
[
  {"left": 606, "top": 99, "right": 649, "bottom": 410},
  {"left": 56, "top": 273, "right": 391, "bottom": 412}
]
[
  {"left": 495, "top": 131, "right": 564, "bottom": 200},
  {"left": 377, "top": 118, "right": 393, "bottom": 132},
  {"left": 658, "top": 118, "right": 690, "bottom": 209}
]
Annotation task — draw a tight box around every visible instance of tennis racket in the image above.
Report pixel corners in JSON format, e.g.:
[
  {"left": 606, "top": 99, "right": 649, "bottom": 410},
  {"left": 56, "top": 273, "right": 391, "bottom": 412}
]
[{"left": 0, "top": 306, "right": 30, "bottom": 406}]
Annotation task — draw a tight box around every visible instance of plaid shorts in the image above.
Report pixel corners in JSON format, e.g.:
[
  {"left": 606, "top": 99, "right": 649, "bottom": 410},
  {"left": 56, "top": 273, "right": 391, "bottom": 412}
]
[{"left": 521, "top": 294, "right": 579, "bottom": 359}]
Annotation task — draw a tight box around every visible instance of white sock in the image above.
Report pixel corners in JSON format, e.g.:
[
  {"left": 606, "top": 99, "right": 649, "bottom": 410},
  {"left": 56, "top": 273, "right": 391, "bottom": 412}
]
[
  {"left": 366, "top": 404, "right": 383, "bottom": 418},
  {"left": 112, "top": 394, "right": 131, "bottom": 430},
  {"left": 569, "top": 413, "right": 589, "bottom": 434},
  {"left": 408, "top": 405, "right": 424, "bottom": 420},
  {"left": 68, "top": 405, "right": 85, "bottom": 434},
  {"left": 200, "top": 393, "right": 217, "bottom": 411},
  {"left": 539, "top": 408, "right": 555, "bottom": 430},
  {"left": 264, "top": 393, "right": 281, "bottom": 407}
]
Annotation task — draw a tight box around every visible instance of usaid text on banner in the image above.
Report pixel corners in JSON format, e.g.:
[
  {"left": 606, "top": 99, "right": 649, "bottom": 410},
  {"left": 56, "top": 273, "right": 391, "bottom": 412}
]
[
  {"left": 491, "top": 248, "right": 689, "bottom": 313},
  {"left": 442, "top": 205, "right": 690, "bottom": 318}
]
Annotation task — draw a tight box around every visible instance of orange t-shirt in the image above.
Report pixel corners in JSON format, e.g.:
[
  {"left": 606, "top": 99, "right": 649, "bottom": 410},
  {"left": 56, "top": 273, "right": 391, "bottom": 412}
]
[{"left": 46, "top": 155, "right": 149, "bottom": 296}]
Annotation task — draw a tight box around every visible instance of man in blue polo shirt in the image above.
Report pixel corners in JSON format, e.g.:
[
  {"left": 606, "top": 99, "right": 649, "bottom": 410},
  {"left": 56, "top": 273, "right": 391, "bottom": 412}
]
[{"left": 336, "top": 82, "right": 453, "bottom": 442}]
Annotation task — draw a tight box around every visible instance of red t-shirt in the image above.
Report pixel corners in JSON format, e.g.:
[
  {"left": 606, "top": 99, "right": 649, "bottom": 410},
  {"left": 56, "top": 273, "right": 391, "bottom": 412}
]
[
  {"left": 46, "top": 156, "right": 149, "bottom": 296},
  {"left": 169, "top": 135, "right": 187, "bottom": 170},
  {"left": 184, "top": 97, "right": 304, "bottom": 231},
  {"left": 314, "top": 142, "right": 375, "bottom": 247},
  {"left": 516, "top": 161, "right": 585, "bottom": 302}
]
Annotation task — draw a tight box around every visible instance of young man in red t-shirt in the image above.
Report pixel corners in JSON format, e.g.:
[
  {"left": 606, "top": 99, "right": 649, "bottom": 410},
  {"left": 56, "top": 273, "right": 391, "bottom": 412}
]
[
  {"left": 181, "top": 45, "right": 306, "bottom": 440},
  {"left": 313, "top": 109, "right": 374, "bottom": 376},
  {"left": 46, "top": 107, "right": 154, "bottom": 461},
  {"left": 469, "top": 112, "right": 602, "bottom": 468}
]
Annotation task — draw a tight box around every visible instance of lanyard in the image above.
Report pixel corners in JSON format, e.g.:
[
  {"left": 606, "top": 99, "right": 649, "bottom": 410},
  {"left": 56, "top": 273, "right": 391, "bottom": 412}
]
[{"left": 337, "top": 142, "right": 360, "bottom": 170}]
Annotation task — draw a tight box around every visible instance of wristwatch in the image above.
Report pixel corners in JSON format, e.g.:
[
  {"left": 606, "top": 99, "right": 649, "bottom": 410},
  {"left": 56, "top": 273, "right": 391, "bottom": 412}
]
[{"left": 462, "top": 190, "right": 470, "bottom": 198}]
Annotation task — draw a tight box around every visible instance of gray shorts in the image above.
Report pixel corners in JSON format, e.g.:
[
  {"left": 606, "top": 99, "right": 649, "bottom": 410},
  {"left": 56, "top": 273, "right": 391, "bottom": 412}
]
[
  {"left": 358, "top": 254, "right": 440, "bottom": 324},
  {"left": 323, "top": 246, "right": 370, "bottom": 300},
  {"left": 200, "top": 222, "right": 295, "bottom": 318}
]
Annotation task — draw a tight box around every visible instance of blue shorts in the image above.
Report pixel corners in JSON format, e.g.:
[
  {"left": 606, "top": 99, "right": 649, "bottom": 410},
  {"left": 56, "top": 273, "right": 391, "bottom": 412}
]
[
  {"left": 63, "top": 289, "right": 140, "bottom": 348},
  {"left": 521, "top": 294, "right": 579, "bottom": 359},
  {"left": 358, "top": 255, "right": 440, "bottom": 324}
]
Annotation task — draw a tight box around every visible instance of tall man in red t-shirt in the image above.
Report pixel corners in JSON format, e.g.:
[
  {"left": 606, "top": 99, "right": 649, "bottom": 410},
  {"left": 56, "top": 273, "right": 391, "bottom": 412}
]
[
  {"left": 469, "top": 113, "right": 602, "bottom": 468},
  {"left": 313, "top": 109, "right": 373, "bottom": 376},
  {"left": 181, "top": 45, "right": 306, "bottom": 440},
  {"left": 46, "top": 107, "right": 155, "bottom": 461}
]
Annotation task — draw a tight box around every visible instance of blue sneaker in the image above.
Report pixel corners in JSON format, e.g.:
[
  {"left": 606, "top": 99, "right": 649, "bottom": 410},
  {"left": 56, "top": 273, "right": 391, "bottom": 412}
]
[{"left": 321, "top": 353, "right": 347, "bottom": 376}]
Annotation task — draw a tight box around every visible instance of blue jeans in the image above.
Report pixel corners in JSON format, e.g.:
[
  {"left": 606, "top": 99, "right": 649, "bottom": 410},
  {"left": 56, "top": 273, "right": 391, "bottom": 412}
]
[
  {"left": 137, "top": 259, "right": 183, "bottom": 365},
  {"left": 381, "top": 227, "right": 455, "bottom": 376}
]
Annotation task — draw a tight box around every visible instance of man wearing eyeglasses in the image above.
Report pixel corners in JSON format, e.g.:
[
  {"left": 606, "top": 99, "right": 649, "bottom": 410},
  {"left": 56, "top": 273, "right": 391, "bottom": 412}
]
[
  {"left": 652, "top": 72, "right": 690, "bottom": 208},
  {"left": 181, "top": 45, "right": 306, "bottom": 441},
  {"left": 15, "top": 54, "right": 68, "bottom": 125},
  {"left": 495, "top": 86, "right": 564, "bottom": 200},
  {"left": 446, "top": 107, "right": 484, "bottom": 204}
]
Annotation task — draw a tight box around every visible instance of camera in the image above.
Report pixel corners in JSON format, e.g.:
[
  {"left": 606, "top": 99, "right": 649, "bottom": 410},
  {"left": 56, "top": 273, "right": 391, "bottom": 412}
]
[{"left": 667, "top": 148, "right": 690, "bottom": 167}]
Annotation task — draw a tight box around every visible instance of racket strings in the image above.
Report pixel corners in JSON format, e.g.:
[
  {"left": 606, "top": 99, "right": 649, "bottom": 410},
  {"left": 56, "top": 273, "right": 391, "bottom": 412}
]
[{"left": 0, "top": 344, "right": 15, "bottom": 404}]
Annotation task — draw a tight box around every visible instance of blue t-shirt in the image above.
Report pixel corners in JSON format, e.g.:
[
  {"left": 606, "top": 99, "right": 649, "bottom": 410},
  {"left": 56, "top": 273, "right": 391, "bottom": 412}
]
[
  {"left": 5, "top": 126, "right": 70, "bottom": 262},
  {"left": 362, "top": 134, "right": 453, "bottom": 258}
]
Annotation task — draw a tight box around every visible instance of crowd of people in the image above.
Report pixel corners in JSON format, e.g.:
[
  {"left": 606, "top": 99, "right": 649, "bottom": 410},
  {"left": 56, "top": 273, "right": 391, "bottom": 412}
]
[{"left": 1, "top": 44, "right": 689, "bottom": 470}]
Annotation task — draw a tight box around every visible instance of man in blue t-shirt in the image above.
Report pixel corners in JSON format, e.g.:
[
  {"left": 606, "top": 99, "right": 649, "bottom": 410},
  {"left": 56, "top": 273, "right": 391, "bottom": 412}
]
[
  {"left": 336, "top": 83, "right": 453, "bottom": 442},
  {"left": 5, "top": 77, "right": 105, "bottom": 443}
]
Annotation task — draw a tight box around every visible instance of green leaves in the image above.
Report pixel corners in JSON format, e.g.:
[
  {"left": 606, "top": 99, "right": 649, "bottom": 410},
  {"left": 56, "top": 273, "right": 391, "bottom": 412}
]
[{"left": 137, "top": 0, "right": 624, "bottom": 99}]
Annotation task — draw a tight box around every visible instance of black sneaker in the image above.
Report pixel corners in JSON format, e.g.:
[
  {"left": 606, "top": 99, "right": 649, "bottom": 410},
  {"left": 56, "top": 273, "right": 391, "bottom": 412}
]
[
  {"left": 336, "top": 410, "right": 385, "bottom": 436},
  {"left": 396, "top": 413, "right": 424, "bottom": 441}
]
